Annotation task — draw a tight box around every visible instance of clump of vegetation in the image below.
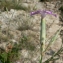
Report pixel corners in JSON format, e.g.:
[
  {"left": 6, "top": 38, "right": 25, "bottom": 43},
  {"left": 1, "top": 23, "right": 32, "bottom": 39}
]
[
  {"left": 0, "top": 0, "right": 29, "bottom": 11},
  {"left": 0, "top": 42, "right": 20, "bottom": 63},
  {"left": 19, "top": 35, "right": 36, "bottom": 51},
  {"left": 0, "top": 31, "right": 36, "bottom": 63},
  {"left": 17, "top": 20, "right": 34, "bottom": 31}
]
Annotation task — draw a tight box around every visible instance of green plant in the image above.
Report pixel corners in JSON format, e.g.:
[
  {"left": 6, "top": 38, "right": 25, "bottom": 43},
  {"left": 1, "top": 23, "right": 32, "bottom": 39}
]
[
  {"left": 0, "top": 42, "right": 20, "bottom": 63},
  {"left": 30, "top": 10, "right": 62, "bottom": 63}
]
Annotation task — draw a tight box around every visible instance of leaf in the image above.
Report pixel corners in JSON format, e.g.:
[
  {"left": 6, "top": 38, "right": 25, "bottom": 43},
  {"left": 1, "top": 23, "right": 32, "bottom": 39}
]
[
  {"left": 1, "top": 52, "right": 7, "bottom": 62},
  {"left": 45, "top": 28, "right": 61, "bottom": 52}
]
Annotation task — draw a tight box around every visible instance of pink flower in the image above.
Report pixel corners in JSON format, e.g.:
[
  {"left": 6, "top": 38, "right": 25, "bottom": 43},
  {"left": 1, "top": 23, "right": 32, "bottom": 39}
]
[{"left": 30, "top": 10, "right": 56, "bottom": 18}]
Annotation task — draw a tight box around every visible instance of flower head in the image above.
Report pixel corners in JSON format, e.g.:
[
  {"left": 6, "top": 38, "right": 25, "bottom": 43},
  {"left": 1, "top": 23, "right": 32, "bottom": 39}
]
[{"left": 30, "top": 10, "right": 56, "bottom": 18}]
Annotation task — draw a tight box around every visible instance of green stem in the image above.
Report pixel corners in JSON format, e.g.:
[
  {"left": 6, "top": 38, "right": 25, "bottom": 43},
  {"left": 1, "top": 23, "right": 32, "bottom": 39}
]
[
  {"left": 40, "top": 43, "right": 43, "bottom": 63},
  {"left": 40, "top": 18, "right": 46, "bottom": 51},
  {"left": 40, "top": 18, "right": 46, "bottom": 63}
]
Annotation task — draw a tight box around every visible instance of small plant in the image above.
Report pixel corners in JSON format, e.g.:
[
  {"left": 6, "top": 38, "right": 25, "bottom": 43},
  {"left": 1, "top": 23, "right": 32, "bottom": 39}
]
[
  {"left": 0, "top": 42, "right": 20, "bottom": 63},
  {"left": 30, "top": 10, "right": 62, "bottom": 63}
]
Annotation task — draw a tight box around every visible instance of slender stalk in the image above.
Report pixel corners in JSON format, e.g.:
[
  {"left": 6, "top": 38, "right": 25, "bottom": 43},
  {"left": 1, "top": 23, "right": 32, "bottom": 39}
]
[
  {"left": 40, "top": 43, "right": 43, "bottom": 63},
  {"left": 40, "top": 17, "right": 46, "bottom": 63}
]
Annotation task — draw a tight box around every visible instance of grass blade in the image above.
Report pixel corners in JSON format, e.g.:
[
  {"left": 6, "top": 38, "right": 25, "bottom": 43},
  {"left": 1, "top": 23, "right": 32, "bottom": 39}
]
[{"left": 44, "top": 27, "right": 61, "bottom": 52}]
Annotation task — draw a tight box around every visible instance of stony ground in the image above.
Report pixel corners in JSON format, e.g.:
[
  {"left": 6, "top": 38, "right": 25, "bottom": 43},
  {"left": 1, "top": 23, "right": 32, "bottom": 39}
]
[{"left": 0, "top": 0, "right": 63, "bottom": 63}]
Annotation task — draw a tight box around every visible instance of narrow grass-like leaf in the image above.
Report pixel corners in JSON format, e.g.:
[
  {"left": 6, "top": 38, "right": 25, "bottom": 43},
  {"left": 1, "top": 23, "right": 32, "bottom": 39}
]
[
  {"left": 0, "top": 52, "right": 7, "bottom": 63},
  {"left": 44, "top": 28, "right": 61, "bottom": 52},
  {"left": 44, "top": 44, "right": 63, "bottom": 63}
]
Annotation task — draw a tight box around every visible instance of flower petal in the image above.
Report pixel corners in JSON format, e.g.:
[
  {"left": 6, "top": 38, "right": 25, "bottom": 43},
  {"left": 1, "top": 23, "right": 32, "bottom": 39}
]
[
  {"left": 30, "top": 10, "right": 57, "bottom": 17},
  {"left": 43, "top": 10, "right": 57, "bottom": 17},
  {"left": 30, "top": 10, "right": 41, "bottom": 15}
]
